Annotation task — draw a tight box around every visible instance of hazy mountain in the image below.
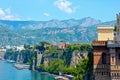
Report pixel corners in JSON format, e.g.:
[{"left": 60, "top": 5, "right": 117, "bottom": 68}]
[
  {"left": 97, "top": 20, "right": 116, "bottom": 26},
  {"left": 0, "top": 17, "right": 101, "bottom": 30},
  {"left": 0, "top": 17, "right": 116, "bottom": 46},
  {"left": 0, "top": 25, "right": 27, "bottom": 46}
]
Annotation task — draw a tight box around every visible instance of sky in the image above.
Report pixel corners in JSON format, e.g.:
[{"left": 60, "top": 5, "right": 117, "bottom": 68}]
[{"left": 0, "top": 0, "right": 120, "bottom": 22}]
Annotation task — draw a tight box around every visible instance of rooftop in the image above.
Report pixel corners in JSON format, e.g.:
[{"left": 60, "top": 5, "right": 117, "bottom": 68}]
[{"left": 97, "top": 27, "right": 114, "bottom": 30}]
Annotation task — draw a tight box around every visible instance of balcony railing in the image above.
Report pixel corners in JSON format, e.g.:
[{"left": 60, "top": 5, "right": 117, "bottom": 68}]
[
  {"left": 94, "top": 65, "right": 110, "bottom": 69},
  {"left": 94, "top": 65, "right": 120, "bottom": 70},
  {"left": 109, "top": 48, "right": 115, "bottom": 53},
  {"left": 107, "top": 40, "right": 120, "bottom": 47},
  {"left": 110, "top": 65, "right": 120, "bottom": 70},
  {"left": 92, "top": 40, "right": 107, "bottom": 46}
]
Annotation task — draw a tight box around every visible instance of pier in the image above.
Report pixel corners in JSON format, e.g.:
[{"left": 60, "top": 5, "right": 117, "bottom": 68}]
[{"left": 13, "top": 63, "right": 30, "bottom": 70}]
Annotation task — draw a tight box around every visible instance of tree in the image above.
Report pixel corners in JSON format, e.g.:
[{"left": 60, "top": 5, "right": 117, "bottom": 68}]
[
  {"left": 48, "top": 58, "right": 65, "bottom": 74},
  {"left": 24, "top": 44, "right": 30, "bottom": 49}
]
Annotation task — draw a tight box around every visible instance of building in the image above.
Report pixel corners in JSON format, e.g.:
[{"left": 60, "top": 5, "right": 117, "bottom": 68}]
[
  {"left": 0, "top": 47, "right": 6, "bottom": 59},
  {"left": 92, "top": 13, "right": 120, "bottom": 80},
  {"left": 16, "top": 45, "right": 25, "bottom": 51},
  {"left": 58, "top": 41, "right": 69, "bottom": 49}
]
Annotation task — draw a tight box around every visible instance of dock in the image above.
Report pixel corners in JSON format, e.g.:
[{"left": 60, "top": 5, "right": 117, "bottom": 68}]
[{"left": 13, "top": 63, "right": 30, "bottom": 70}]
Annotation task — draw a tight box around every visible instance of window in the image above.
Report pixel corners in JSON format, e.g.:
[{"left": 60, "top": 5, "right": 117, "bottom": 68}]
[
  {"left": 117, "top": 73, "right": 119, "bottom": 76},
  {"left": 102, "top": 52, "right": 106, "bottom": 64},
  {"left": 118, "top": 53, "right": 120, "bottom": 59},
  {"left": 112, "top": 56, "right": 114, "bottom": 62},
  {"left": 102, "top": 72, "right": 103, "bottom": 75}
]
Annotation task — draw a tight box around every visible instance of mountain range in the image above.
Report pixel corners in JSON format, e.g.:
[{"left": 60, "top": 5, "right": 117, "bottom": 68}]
[{"left": 0, "top": 17, "right": 116, "bottom": 46}]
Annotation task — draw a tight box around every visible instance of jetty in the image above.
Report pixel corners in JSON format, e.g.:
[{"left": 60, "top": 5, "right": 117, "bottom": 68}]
[
  {"left": 13, "top": 63, "right": 30, "bottom": 70},
  {"left": 55, "top": 74, "right": 74, "bottom": 80},
  {"left": 6, "top": 60, "right": 15, "bottom": 63}
]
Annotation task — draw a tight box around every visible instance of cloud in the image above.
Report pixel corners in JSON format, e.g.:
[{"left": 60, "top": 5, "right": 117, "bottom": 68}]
[
  {"left": 54, "top": 0, "right": 74, "bottom": 14},
  {"left": 5, "top": 8, "right": 11, "bottom": 14},
  {"left": 43, "top": 13, "right": 50, "bottom": 17},
  {"left": 0, "top": 8, "right": 20, "bottom": 20},
  {"left": 0, "top": 8, "right": 5, "bottom": 16}
]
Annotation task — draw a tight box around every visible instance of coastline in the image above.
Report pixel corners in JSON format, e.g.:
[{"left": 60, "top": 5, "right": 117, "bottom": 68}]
[
  {"left": 0, "top": 61, "right": 55, "bottom": 80},
  {"left": 34, "top": 70, "right": 58, "bottom": 78},
  {"left": 5, "top": 60, "right": 57, "bottom": 78},
  {"left": 1, "top": 60, "right": 58, "bottom": 78}
]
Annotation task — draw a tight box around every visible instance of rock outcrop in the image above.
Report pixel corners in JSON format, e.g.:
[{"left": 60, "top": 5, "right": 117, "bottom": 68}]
[{"left": 70, "top": 51, "right": 88, "bottom": 68}]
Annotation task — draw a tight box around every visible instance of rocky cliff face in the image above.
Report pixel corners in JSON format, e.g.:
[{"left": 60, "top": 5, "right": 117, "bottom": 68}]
[
  {"left": 70, "top": 51, "right": 88, "bottom": 68},
  {"left": 4, "top": 49, "right": 89, "bottom": 69},
  {"left": 37, "top": 51, "right": 89, "bottom": 68},
  {"left": 4, "top": 43, "right": 92, "bottom": 76},
  {"left": 4, "top": 51, "right": 18, "bottom": 61},
  {"left": 43, "top": 57, "right": 50, "bottom": 67}
]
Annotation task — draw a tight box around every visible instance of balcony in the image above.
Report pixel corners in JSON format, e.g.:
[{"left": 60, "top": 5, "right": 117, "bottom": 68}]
[
  {"left": 107, "top": 40, "right": 120, "bottom": 47},
  {"left": 94, "top": 65, "right": 120, "bottom": 71},
  {"left": 109, "top": 48, "right": 115, "bottom": 53},
  {"left": 94, "top": 65, "right": 110, "bottom": 70},
  {"left": 110, "top": 65, "right": 120, "bottom": 70},
  {"left": 92, "top": 40, "right": 107, "bottom": 46}
]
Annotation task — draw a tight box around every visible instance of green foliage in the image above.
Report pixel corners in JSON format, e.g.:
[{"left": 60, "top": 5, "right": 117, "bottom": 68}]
[
  {"left": 74, "top": 75, "right": 83, "bottom": 80},
  {"left": 62, "top": 67, "right": 77, "bottom": 75},
  {"left": 4, "top": 49, "right": 18, "bottom": 61},
  {"left": 63, "top": 45, "right": 73, "bottom": 66},
  {"left": 48, "top": 58, "right": 65, "bottom": 74},
  {"left": 35, "top": 44, "right": 45, "bottom": 52},
  {"left": 47, "top": 46, "right": 56, "bottom": 52},
  {"left": 80, "top": 43, "right": 92, "bottom": 52},
  {"left": 24, "top": 44, "right": 30, "bottom": 49},
  {"left": 63, "top": 43, "right": 92, "bottom": 66},
  {"left": 39, "top": 41, "right": 50, "bottom": 46},
  {"left": 38, "top": 64, "right": 48, "bottom": 71},
  {"left": 5, "top": 45, "right": 37, "bottom": 65},
  {"left": 44, "top": 45, "right": 63, "bottom": 58},
  {"left": 26, "top": 61, "right": 31, "bottom": 65},
  {"left": 62, "top": 58, "right": 90, "bottom": 80}
]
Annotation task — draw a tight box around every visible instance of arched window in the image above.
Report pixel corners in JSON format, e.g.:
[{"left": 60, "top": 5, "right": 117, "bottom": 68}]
[{"left": 102, "top": 52, "right": 106, "bottom": 64}]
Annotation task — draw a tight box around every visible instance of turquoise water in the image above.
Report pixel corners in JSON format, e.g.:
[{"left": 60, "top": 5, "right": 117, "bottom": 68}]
[{"left": 0, "top": 61, "right": 55, "bottom": 80}]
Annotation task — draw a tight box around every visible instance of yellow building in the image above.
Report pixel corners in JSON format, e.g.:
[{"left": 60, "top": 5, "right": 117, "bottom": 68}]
[{"left": 97, "top": 27, "right": 114, "bottom": 41}]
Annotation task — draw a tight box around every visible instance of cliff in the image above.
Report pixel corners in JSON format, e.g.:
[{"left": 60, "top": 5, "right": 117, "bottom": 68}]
[
  {"left": 4, "top": 42, "right": 93, "bottom": 80},
  {"left": 70, "top": 51, "right": 88, "bottom": 68}
]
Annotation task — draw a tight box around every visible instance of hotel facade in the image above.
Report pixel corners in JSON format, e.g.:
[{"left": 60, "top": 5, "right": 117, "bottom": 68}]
[{"left": 92, "top": 13, "right": 120, "bottom": 80}]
